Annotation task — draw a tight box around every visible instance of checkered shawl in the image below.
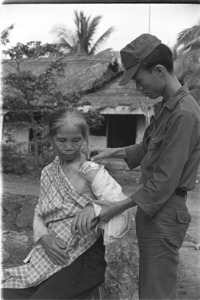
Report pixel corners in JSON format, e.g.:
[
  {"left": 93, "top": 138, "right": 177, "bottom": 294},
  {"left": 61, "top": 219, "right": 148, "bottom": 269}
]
[{"left": 3, "top": 157, "right": 101, "bottom": 289}]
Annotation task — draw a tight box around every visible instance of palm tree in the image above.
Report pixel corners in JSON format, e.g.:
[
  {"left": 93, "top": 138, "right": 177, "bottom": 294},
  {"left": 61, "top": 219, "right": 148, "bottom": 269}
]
[
  {"left": 173, "top": 21, "right": 200, "bottom": 59},
  {"left": 50, "top": 10, "right": 114, "bottom": 56},
  {"left": 173, "top": 21, "right": 200, "bottom": 104}
]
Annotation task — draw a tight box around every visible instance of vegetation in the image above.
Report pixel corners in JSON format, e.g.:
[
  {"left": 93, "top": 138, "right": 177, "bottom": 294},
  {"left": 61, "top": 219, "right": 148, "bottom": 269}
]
[
  {"left": 2, "top": 40, "right": 104, "bottom": 174},
  {"left": 1, "top": 24, "right": 14, "bottom": 45},
  {"left": 173, "top": 20, "right": 200, "bottom": 104},
  {"left": 173, "top": 21, "right": 200, "bottom": 58},
  {"left": 2, "top": 41, "right": 62, "bottom": 70},
  {"left": 3, "top": 42, "right": 68, "bottom": 168},
  {"left": 50, "top": 10, "right": 114, "bottom": 55}
]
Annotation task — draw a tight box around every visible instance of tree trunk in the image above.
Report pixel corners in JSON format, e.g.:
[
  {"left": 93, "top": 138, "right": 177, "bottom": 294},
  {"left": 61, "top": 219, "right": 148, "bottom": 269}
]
[{"left": 30, "top": 112, "right": 39, "bottom": 172}]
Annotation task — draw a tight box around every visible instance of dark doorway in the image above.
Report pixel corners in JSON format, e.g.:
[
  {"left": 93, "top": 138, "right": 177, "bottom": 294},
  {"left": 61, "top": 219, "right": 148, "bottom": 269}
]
[
  {"left": 107, "top": 115, "right": 137, "bottom": 147},
  {"left": 90, "top": 116, "right": 107, "bottom": 136}
]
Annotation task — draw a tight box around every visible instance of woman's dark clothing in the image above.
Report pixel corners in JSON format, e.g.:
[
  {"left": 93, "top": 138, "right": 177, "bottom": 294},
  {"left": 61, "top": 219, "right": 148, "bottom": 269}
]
[{"left": 2, "top": 236, "right": 106, "bottom": 300}]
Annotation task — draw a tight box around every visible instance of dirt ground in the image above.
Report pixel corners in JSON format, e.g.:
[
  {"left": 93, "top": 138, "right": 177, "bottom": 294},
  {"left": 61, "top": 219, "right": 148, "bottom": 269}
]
[{"left": 2, "top": 169, "right": 200, "bottom": 300}]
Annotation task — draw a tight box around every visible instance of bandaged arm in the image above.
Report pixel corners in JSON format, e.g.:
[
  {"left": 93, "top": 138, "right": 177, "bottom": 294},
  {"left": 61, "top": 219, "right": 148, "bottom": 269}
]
[{"left": 79, "top": 162, "right": 133, "bottom": 244}]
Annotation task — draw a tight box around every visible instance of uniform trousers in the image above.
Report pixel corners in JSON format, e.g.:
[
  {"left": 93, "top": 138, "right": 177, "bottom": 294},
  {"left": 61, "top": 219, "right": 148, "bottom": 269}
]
[
  {"left": 136, "top": 194, "right": 191, "bottom": 300},
  {"left": 2, "top": 236, "right": 106, "bottom": 300}
]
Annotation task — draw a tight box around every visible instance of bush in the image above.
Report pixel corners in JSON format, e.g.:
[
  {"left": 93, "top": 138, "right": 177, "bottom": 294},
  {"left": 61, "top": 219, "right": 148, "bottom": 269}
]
[
  {"left": 2, "top": 144, "right": 31, "bottom": 175},
  {"left": 2, "top": 143, "right": 55, "bottom": 176}
]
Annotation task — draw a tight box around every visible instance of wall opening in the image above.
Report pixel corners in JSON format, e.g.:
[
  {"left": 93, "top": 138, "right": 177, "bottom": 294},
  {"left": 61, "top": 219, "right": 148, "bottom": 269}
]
[{"left": 107, "top": 115, "right": 137, "bottom": 147}]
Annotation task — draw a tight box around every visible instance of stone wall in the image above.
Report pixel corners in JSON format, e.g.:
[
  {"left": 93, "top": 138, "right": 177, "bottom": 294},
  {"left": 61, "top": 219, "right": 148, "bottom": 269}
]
[{"left": 2, "top": 193, "right": 38, "bottom": 267}]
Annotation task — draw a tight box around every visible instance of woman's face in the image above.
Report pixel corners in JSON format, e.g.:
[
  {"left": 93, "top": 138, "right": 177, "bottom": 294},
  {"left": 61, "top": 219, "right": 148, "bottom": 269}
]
[{"left": 51, "top": 123, "right": 84, "bottom": 162}]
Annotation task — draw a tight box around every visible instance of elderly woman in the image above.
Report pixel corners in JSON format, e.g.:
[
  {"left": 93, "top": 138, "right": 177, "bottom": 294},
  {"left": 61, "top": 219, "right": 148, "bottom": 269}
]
[{"left": 2, "top": 107, "right": 131, "bottom": 300}]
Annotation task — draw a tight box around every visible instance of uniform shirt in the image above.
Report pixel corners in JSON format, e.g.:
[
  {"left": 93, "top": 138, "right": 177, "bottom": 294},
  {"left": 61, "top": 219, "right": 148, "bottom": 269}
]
[{"left": 125, "top": 84, "right": 200, "bottom": 217}]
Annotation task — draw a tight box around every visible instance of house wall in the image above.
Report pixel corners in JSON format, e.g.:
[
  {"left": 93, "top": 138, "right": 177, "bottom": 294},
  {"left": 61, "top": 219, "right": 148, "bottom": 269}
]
[
  {"left": 88, "top": 114, "right": 146, "bottom": 151},
  {"left": 3, "top": 123, "right": 30, "bottom": 154},
  {"left": 80, "top": 105, "right": 153, "bottom": 147},
  {"left": 89, "top": 135, "right": 107, "bottom": 149}
]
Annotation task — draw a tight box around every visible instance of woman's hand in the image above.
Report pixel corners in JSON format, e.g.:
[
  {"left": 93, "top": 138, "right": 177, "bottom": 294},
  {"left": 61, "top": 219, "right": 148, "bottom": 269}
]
[
  {"left": 71, "top": 204, "right": 95, "bottom": 236},
  {"left": 39, "top": 235, "right": 68, "bottom": 265}
]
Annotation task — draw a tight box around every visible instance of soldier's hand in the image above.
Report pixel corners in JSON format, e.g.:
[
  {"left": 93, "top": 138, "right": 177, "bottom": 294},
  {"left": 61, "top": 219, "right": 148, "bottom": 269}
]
[
  {"left": 71, "top": 204, "right": 95, "bottom": 236},
  {"left": 90, "top": 147, "right": 113, "bottom": 162}
]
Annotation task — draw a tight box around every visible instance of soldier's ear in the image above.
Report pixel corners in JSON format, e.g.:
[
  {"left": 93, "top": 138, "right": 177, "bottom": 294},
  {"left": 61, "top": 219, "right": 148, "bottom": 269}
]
[{"left": 154, "top": 64, "right": 165, "bottom": 77}]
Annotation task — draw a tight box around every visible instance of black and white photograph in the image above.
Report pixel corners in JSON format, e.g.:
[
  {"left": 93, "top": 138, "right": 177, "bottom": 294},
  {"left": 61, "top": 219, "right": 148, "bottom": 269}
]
[{"left": 1, "top": 1, "right": 200, "bottom": 299}]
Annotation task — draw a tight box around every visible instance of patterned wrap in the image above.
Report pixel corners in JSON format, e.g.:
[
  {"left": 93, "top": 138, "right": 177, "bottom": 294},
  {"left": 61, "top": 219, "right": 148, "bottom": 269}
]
[{"left": 3, "top": 157, "right": 101, "bottom": 289}]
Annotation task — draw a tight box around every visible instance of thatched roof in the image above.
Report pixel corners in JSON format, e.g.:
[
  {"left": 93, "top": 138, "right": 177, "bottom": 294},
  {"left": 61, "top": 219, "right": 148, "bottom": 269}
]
[
  {"left": 2, "top": 50, "right": 121, "bottom": 93},
  {"left": 2, "top": 49, "right": 158, "bottom": 111},
  {"left": 79, "top": 76, "right": 157, "bottom": 111}
]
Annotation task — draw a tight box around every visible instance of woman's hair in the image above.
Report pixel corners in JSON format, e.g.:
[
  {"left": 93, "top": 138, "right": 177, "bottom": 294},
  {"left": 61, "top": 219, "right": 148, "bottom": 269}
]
[
  {"left": 141, "top": 43, "right": 174, "bottom": 73},
  {"left": 48, "top": 107, "right": 89, "bottom": 145}
]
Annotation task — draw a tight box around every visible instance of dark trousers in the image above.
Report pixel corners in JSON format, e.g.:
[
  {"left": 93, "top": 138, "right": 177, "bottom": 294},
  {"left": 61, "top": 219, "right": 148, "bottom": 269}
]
[
  {"left": 2, "top": 236, "right": 106, "bottom": 300},
  {"left": 136, "top": 194, "right": 191, "bottom": 300}
]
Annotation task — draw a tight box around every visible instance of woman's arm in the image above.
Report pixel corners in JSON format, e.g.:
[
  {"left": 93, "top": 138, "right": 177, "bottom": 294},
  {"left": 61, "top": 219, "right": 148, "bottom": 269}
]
[
  {"left": 33, "top": 205, "right": 49, "bottom": 244},
  {"left": 33, "top": 207, "right": 68, "bottom": 265}
]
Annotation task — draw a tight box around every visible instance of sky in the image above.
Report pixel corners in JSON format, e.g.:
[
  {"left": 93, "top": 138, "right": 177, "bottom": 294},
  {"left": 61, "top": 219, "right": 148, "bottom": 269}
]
[{"left": 1, "top": 3, "right": 200, "bottom": 53}]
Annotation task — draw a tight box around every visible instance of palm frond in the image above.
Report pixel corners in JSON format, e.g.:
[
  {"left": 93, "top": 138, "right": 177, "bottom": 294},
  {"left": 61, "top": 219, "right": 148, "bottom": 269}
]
[
  {"left": 50, "top": 24, "right": 76, "bottom": 49},
  {"left": 175, "top": 21, "right": 200, "bottom": 52},
  {"left": 57, "top": 38, "right": 74, "bottom": 50},
  {"left": 50, "top": 10, "right": 114, "bottom": 56},
  {"left": 89, "top": 27, "right": 114, "bottom": 55},
  {"left": 87, "top": 16, "right": 102, "bottom": 39},
  {"left": 174, "top": 48, "right": 200, "bottom": 80},
  {"left": 183, "top": 36, "right": 200, "bottom": 51},
  {"left": 1, "top": 24, "right": 15, "bottom": 45}
]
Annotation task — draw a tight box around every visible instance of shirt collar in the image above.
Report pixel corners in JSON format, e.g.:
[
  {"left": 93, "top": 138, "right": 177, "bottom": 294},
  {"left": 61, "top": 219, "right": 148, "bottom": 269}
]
[
  {"left": 154, "top": 83, "right": 190, "bottom": 120},
  {"left": 163, "top": 83, "right": 190, "bottom": 111}
]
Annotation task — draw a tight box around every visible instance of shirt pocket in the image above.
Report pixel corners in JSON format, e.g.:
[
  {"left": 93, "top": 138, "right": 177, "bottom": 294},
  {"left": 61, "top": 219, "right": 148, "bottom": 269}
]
[{"left": 148, "top": 135, "right": 164, "bottom": 150}]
